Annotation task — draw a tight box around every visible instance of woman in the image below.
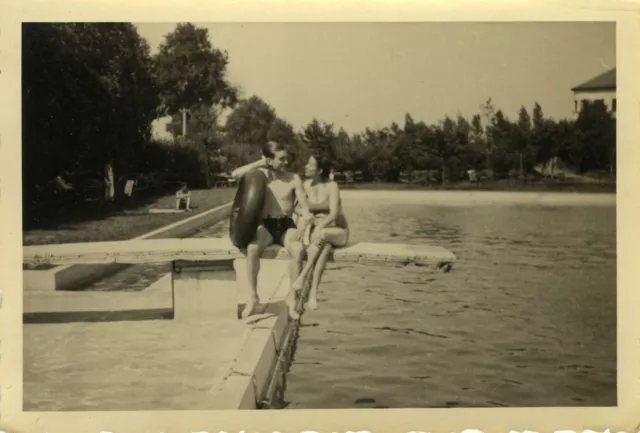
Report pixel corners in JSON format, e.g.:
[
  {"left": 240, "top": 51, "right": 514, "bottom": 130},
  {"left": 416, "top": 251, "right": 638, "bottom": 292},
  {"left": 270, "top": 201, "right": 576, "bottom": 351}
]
[{"left": 291, "top": 154, "right": 349, "bottom": 310}]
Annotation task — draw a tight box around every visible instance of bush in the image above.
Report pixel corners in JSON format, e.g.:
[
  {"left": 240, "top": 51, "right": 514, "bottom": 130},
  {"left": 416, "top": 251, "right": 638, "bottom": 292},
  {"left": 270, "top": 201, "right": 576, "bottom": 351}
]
[{"left": 138, "top": 139, "right": 215, "bottom": 192}]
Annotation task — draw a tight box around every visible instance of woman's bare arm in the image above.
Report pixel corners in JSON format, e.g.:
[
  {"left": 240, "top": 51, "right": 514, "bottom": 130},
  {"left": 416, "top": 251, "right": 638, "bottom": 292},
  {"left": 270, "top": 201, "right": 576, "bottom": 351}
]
[
  {"left": 312, "top": 182, "right": 340, "bottom": 231},
  {"left": 293, "top": 175, "right": 313, "bottom": 220}
]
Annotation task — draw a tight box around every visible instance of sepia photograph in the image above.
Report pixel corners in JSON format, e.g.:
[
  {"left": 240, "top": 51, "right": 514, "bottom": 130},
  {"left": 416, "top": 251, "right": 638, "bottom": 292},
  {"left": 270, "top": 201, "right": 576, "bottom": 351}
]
[
  {"left": 1, "top": 2, "right": 635, "bottom": 429},
  {"left": 18, "top": 20, "right": 619, "bottom": 413}
]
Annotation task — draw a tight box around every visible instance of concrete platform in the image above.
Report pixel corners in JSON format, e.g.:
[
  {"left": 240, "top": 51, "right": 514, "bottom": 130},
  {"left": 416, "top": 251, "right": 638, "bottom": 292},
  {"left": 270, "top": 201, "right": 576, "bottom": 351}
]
[
  {"left": 23, "top": 236, "right": 457, "bottom": 270},
  {"left": 23, "top": 260, "right": 296, "bottom": 411},
  {"left": 23, "top": 202, "right": 232, "bottom": 291},
  {"left": 23, "top": 273, "right": 174, "bottom": 324}
]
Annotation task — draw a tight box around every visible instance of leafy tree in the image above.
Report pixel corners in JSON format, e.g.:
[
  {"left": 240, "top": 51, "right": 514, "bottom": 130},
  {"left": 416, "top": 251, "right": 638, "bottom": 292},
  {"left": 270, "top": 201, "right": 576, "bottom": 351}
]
[
  {"left": 531, "top": 102, "right": 551, "bottom": 163},
  {"left": 513, "top": 106, "right": 532, "bottom": 177},
  {"left": 468, "top": 114, "right": 487, "bottom": 169},
  {"left": 225, "top": 95, "right": 277, "bottom": 146},
  {"left": 22, "top": 23, "right": 158, "bottom": 218},
  {"left": 300, "top": 118, "right": 337, "bottom": 162},
  {"left": 268, "top": 117, "right": 297, "bottom": 144},
  {"left": 532, "top": 102, "right": 544, "bottom": 132},
  {"left": 331, "top": 128, "right": 357, "bottom": 172},
  {"left": 485, "top": 110, "right": 514, "bottom": 177},
  {"left": 570, "top": 100, "right": 616, "bottom": 174},
  {"left": 154, "top": 23, "right": 238, "bottom": 121}
]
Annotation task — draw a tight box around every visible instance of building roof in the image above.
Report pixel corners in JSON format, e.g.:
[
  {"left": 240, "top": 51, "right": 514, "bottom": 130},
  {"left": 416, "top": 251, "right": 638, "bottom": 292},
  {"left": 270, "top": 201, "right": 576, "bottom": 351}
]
[{"left": 571, "top": 68, "right": 616, "bottom": 92}]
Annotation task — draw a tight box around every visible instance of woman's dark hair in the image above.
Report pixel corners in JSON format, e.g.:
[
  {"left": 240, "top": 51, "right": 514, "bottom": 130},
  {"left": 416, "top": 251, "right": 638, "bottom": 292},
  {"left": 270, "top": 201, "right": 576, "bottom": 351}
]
[
  {"left": 310, "top": 152, "right": 332, "bottom": 181},
  {"left": 261, "top": 140, "right": 286, "bottom": 158}
]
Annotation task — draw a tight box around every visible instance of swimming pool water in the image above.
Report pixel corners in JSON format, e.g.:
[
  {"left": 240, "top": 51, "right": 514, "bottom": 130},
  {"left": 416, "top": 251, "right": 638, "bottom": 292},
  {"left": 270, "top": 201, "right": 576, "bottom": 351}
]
[{"left": 282, "top": 192, "right": 616, "bottom": 408}]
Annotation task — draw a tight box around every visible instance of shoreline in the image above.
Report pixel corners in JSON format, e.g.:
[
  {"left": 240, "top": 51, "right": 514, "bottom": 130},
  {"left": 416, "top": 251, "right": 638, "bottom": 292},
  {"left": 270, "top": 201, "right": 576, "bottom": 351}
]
[{"left": 339, "top": 181, "right": 616, "bottom": 194}]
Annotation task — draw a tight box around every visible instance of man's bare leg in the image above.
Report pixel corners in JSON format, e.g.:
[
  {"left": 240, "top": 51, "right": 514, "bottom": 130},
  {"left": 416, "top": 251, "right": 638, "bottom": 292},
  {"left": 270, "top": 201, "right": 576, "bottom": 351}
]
[
  {"left": 243, "top": 226, "right": 273, "bottom": 319},
  {"left": 282, "top": 228, "right": 305, "bottom": 319}
]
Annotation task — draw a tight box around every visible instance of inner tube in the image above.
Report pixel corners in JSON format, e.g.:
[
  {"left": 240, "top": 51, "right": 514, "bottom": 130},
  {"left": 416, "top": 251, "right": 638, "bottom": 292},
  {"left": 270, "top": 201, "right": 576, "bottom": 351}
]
[{"left": 229, "top": 169, "right": 268, "bottom": 248}]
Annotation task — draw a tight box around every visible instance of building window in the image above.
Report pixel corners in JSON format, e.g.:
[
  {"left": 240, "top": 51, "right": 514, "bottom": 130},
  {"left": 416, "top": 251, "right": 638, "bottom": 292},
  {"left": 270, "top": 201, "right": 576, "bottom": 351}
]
[
  {"left": 612, "top": 98, "right": 617, "bottom": 112},
  {"left": 574, "top": 100, "right": 578, "bottom": 113}
]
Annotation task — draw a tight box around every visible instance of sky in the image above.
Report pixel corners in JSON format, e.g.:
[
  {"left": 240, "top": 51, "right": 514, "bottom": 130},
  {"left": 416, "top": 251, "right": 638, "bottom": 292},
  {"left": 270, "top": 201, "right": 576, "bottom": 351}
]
[{"left": 134, "top": 22, "right": 616, "bottom": 137}]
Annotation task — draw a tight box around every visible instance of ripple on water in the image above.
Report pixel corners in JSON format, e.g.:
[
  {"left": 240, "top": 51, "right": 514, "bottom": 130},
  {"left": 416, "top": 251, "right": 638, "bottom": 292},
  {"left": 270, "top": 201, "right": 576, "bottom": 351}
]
[{"left": 285, "top": 198, "right": 616, "bottom": 409}]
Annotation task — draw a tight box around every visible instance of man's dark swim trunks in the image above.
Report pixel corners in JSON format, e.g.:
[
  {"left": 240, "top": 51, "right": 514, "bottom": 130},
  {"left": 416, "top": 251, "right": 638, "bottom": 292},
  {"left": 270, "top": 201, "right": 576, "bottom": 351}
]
[{"left": 262, "top": 216, "right": 297, "bottom": 245}]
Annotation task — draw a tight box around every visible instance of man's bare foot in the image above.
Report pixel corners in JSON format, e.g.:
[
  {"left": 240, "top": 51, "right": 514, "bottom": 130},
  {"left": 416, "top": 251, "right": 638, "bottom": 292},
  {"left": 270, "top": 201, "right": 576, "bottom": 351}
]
[
  {"left": 305, "top": 297, "right": 318, "bottom": 311},
  {"left": 286, "top": 292, "right": 300, "bottom": 320},
  {"left": 241, "top": 295, "right": 260, "bottom": 319}
]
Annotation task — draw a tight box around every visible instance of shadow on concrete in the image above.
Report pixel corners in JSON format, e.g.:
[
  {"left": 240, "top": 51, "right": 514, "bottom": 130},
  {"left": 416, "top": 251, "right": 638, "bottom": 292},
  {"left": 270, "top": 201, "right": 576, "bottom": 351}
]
[{"left": 23, "top": 308, "right": 174, "bottom": 324}]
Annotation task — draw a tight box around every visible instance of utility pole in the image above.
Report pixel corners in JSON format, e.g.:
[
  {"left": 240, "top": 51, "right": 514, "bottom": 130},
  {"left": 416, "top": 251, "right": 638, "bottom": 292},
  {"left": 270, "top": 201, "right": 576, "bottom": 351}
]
[
  {"left": 519, "top": 152, "right": 524, "bottom": 179},
  {"left": 181, "top": 108, "right": 188, "bottom": 138}
]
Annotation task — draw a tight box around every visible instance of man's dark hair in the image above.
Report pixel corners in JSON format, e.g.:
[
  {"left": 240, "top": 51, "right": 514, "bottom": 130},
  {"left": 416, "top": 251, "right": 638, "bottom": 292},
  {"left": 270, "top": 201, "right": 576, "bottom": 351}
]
[{"left": 261, "top": 140, "right": 286, "bottom": 158}]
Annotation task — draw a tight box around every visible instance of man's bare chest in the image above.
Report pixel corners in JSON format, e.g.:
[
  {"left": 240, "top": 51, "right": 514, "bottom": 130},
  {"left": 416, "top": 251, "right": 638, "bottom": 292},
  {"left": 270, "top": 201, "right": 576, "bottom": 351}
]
[{"left": 267, "top": 179, "right": 296, "bottom": 201}]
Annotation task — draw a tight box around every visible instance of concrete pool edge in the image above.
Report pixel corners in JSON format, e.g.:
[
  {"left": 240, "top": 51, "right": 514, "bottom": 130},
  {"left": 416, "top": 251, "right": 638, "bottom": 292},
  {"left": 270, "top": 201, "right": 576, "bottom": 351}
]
[
  {"left": 23, "top": 202, "right": 232, "bottom": 292},
  {"left": 209, "top": 263, "right": 293, "bottom": 409}
]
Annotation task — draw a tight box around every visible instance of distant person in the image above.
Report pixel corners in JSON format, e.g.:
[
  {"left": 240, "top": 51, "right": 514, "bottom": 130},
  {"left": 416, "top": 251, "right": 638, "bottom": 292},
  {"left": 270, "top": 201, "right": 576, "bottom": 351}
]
[
  {"left": 176, "top": 182, "right": 197, "bottom": 211},
  {"left": 467, "top": 168, "right": 479, "bottom": 187},
  {"left": 231, "top": 141, "right": 314, "bottom": 319},
  {"left": 291, "top": 153, "right": 350, "bottom": 310},
  {"left": 54, "top": 175, "right": 73, "bottom": 191}
]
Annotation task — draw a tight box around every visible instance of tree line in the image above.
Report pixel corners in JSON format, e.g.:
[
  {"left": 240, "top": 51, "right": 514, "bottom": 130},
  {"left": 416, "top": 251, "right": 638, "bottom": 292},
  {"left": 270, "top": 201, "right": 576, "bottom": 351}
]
[{"left": 22, "top": 22, "right": 616, "bottom": 222}]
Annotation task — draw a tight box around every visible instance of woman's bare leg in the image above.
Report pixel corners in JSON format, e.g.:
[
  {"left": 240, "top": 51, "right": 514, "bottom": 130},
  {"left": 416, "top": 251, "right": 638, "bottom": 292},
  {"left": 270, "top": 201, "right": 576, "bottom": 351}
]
[
  {"left": 292, "top": 226, "right": 349, "bottom": 291},
  {"left": 291, "top": 240, "right": 323, "bottom": 292},
  {"left": 296, "top": 227, "right": 349, "bottom": 309},
  {"left": 318, "top": 227, "right": 349, "bottom": 247},
  {"left": 307, "top": 243, "right": 333, "bottom": 310}
]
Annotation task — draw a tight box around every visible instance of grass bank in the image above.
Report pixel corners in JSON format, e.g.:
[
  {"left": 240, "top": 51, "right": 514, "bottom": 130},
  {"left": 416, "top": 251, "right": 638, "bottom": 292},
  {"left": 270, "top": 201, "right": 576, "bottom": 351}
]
[{"left": 23, "top": 188, "right": 235, "bottom": 246}]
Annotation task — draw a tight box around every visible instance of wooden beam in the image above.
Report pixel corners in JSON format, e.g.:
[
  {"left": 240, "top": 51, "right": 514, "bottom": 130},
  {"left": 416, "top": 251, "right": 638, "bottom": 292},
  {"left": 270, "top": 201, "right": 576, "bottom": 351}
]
[{"left": 23, "top": 237, "right": 456, "bottom": 268}]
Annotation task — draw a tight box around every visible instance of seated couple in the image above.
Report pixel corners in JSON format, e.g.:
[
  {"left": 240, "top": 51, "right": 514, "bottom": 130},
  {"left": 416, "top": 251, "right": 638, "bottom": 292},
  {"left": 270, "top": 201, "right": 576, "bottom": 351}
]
[{"left": 230, "top": 140, "right": 349, "bottom": 319}]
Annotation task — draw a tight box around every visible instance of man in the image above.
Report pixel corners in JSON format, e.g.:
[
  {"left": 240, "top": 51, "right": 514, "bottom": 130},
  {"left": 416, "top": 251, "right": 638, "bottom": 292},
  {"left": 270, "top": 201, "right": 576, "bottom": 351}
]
[{"left": 231, "top": 141, "right": 314, "bottom": 319}]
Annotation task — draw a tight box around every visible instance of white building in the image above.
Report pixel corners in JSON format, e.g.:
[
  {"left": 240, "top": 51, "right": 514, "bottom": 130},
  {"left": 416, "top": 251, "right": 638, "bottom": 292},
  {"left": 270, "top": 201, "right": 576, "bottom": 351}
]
[{"left": 571, "top": 67, "right": 616, "bottom": 118}]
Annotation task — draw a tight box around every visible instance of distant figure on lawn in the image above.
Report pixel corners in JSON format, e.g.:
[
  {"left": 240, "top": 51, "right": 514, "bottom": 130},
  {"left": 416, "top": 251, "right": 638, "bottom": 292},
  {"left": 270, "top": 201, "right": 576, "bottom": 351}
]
[
  {"left": 467, "top": 168, "right": 480, "bottom": 187},
  {"left": 176, "top": 182, "right": 197, "bottom": 211}
]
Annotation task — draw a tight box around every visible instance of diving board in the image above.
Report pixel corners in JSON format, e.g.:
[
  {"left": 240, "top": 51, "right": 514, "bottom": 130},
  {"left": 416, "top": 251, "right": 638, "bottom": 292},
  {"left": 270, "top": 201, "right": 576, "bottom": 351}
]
[{"left": 22, "top": 237, "right": 457, "bottom": 269}]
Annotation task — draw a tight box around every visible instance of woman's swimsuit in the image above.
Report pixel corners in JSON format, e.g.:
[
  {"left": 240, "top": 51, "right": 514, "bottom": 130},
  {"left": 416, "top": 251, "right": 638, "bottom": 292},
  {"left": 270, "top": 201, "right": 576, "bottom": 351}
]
[{"left": 303, "top": 181, "right": 349, "bottom": 245}]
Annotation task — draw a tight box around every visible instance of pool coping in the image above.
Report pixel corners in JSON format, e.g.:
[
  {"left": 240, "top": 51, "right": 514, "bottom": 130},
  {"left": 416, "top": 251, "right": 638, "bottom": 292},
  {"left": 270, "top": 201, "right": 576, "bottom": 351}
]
[
  {"left": 23, "top": 201, "right": 232, "bottom": 292},
  {"left": 209, "top": 262, "right": 293, "bottom": 409}
]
